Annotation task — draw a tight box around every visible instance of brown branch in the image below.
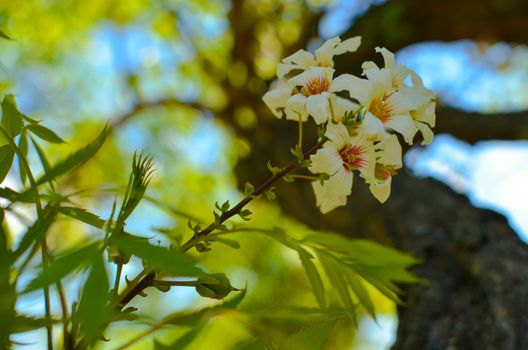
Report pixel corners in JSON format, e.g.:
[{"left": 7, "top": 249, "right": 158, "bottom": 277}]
[
  {"left": 111, "top": 99, "right": 206, "bottom": 129},
  {"left": 435, "top": 106, "right": 528, "bottom": 143},
  {"left": 115, "top": 137, "right": 326, "bottom": 310}
]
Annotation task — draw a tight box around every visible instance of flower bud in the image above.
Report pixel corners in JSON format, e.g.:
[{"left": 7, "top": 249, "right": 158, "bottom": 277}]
[{"left": 195, "top": 273, "right": 238, "bottom": 300}]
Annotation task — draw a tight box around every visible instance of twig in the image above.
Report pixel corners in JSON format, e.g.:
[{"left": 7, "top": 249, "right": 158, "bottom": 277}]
[
  {"left": 115, "top": 138, "right": 326, "bottom": 309},
  {"left": 111, "top": 99, "right": 205, "bottom": 128}
]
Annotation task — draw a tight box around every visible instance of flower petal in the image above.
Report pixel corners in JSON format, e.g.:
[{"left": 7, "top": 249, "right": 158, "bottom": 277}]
[
  {"left": 277, "top": 63, "right": 301, "bottom": 79},
  {"left": 286, "top": 94, "right": 308, "bottom": 115},
  {"left": 412, "top": 101, "right": 436, "bottom": 127},
  {"left": 285, "top": 107, "right": 309, "bottom": 122},
  {"left": 361, "top": 60, "right": 379, "bottom": 72},
  {"left": 384, "top": 114, "right": 418, "bottom": 144},
  {"left": 329, "top": 73, "right": 358, "bottom": 93},
  {"left": 314, "top": 37, "right": 341, "bottom": 65},
  {"left": 375, "top": 47, "right": 395, "bottom": 69},
  {"left": 325, "top": 122, "right": 350, "bottom": 148},
  {"left": 332, "top": 95, "right": 358, "bottom": 122},
  {"left": 283, "top": 49, "right": 316, "bottom": 67},
  {"left": 364, "top": 68, "right": 392, "bottom": 90},
  {"left": 351, "top": 137, "right": 376, "bottom": 180},
  {"left": 417, "top": 122, "right": 434, "bottom": 145},
  {"left": 309, "top": 146, "right": 343, "bottom": 175},
  {"left": 289, "top": 66, "right": 334, "bottom": 87},
  {"left": 262, "top": 85, "right": 291, "bottom": 117},
  {"left": 385, "top": 90, "right": 417, "bottom": 114},
  {"left": 311, "top": 168, "right": 353, "bottom": 213},
  {"left": 360, "top": 112, "right": 385, "bottom": 140},
  {"left": 331, "top": 74, "right": 372, "bottom": 105},
  {"left": 306, "top": 93, "right": 330, "bottom": 124},
  {"left": 369, "top": 176, "right": 392, "bottom": 203},
  {"left": 376, "top": 135, "right": 402, "bottom": 167},
  {"left": 333, "top": 36, "right": 361, "bottom": 55}
]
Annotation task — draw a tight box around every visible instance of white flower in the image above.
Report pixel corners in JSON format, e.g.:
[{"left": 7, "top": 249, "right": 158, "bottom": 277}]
[
  {"left": 411, "top": 101, "right": 436, "bottom": 144},
  {"left": 362, "top": 47, "right": 410, "bottom": 90},
  {"left": 309, "top": 123, "right": 375, "bottom": 213},
  {"left": 267, "top": 66, "right": 360, "bottom": 124},
  {"left": 367, "top": 135, "right": 402, "bottom": 203},
  {"left": 408, "top": 72, "right": 436, "bottom": 144},
  {"left": 330, "top": 94, "right": 359, "bottom": 123},
  {"left": 262, "top": 81, "right": 309, "bottom": 122},
  {"left": 360, "top": 48, "right": 436, "bottom": 144},
  {"left": 278, "top": 36, "right": 361, "bottom": 78},
  {"left": 344, "top": 73, "right": 419, "bottom": 143}
]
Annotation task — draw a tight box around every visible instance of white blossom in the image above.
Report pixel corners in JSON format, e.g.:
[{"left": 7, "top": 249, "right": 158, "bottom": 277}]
[
  {"left": 277, "top": 36, "right": 361, "bottom": 78},
  {"left": 261, "top": 37, "right": 437, "bottom": 213},
  {"left": 309, "top": 123, "right": 375, "bottom": 213},
  {"left": 367, "top": 135, "right": 402, "bottom": 203}
]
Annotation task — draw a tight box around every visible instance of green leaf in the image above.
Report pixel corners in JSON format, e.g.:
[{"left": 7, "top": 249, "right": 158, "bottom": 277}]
[
  {"left": 27, "top": 124, "right": 65, "bottom": 144},
  {"left": 298, "top": 248, "right": 326, "bottom": 309},
  {"left": 317, "top": 251, "right": 356, "bottom": 321},
  {"left": 210, "top": 236, "right": 240, "bottom": 249},
  {"left": 352, "top": 268, "right": 402, "bottom": 304},
  {"left": 17, "top": 130, "right": 28, "bottom": 185},
  {"left": 0, "top": 30, "right": 12, "bottom": 40},
  {"left": 57, "top": 206, "right": 106, "bottom": 229},
  {"left": 77, "top": 255, "right": 110, "bottom": 348},
  {"left": 113, "top": 234, "right": 204, "bottom": 276},
  {"left": 0, "top": 187, "right": 34, "bottom": 203},
  {"left": 23, "top": 243, "right": 98, "bottom": 293},
  {"left": 343, "top": 268, "right": 376, "bottom": 319},
  {"left": 261, "top": 227, "right": 302, "bottom": 252},
  {"left": 279, "top": 318, "right": 337, "bottom": 350},
  {"left": 11, "top": 315, "right": 55, "bottom": 334},
  {"left": 34, "top": 125, "right": 108, "bottom": 185},
  {"left": 306, "top": 234, "right": 419, "bottom": 266},
  {"left": 239, "top": 306, "right": 348, "bottom": 320},
  {"left": 155, "top": 324, "right": 205, "bottom": 350},
  {"left": 223, "top": 285, "right": 247, "bottom": 309},
  {"left": 12, "top": 208, "right": 57, "bottom": 262},
  {"left": 0, "top": 145, "right": 14, "bottom": 183},
  {"left": 30, "top": 137, "right": 54, "bottom": 189},
  {"left": 358, "top": 264, "right": 422, "bottom": 284},
  {"left": 0, "top": 214, "right": 16, "bottom": 341},
  {"left": 1, "top": 95, "right": 24, "bottom": 138}
]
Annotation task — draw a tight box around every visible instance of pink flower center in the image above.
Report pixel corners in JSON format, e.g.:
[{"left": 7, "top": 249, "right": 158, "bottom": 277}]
[
  {"left": 301, "top": 75, "right": 330, "bottom": 96},
  {"left": 339, "top": 144, "right": 367, "bottom": 171},
  {"left": 369, "top": 96, "right": 393, "bottom": 123},
  {"left": 375, "top": 164, "right": 398, "bottom": 180}
]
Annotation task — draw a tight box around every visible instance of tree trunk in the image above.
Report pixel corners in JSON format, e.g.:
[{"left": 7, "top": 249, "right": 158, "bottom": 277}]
[{"left": 387, "top": 174, "right": 528, "bottom": 350}]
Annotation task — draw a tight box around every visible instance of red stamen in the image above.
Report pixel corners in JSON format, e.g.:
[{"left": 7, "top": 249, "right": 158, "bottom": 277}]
[
  {"left": 303, "top": 75, "right": 329, "bottom": 96},
  {"left": 339, "top": 144, "right": 367, "bottom": 170},
  {"left": 369, "top": 96, "right": 393, "bottom": 123},
  {"left": 375, "top": 165, "right": 397, "bottom": 180}
]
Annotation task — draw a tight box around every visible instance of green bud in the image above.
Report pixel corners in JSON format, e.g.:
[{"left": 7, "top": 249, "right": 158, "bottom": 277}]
[
  {"left": 195, "top": 273, "right": 239, "bottom": 300},
  {"left": 107, "top": 244, "right": 130, "bottom": 264}
]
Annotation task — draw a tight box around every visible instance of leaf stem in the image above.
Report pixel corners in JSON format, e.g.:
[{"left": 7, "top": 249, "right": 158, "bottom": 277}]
[
  {"left": 329, "top": 99, "right": 336, "bottom": 123},
  {"left": 152, "top": 280, "right": 198, "bottom": 287},
  {"left": 113, "top": 262, "right": 124, "bottom": 295},
  {"left": 298, "top": 113, "right": 303, "bottom": 150},
  {"left": 290, "top": 174, "right": 319, "bottom": 181}
]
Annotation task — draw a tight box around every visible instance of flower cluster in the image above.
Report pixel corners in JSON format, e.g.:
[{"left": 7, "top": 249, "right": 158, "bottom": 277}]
[{"left": 263, "top": 36, "right": 436, "bottom": 213}]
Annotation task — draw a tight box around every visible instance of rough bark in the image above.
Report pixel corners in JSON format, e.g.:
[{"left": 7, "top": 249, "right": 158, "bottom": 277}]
[{"left": 386, "top": 173, "right": 528, "bottom": 350}]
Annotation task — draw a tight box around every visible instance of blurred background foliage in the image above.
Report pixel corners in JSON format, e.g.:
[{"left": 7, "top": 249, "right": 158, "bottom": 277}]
[{"left": 1, "top": 0, "right": 528, "bottom": 349}]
